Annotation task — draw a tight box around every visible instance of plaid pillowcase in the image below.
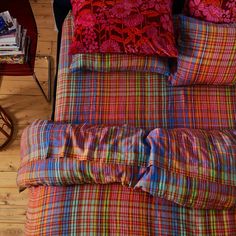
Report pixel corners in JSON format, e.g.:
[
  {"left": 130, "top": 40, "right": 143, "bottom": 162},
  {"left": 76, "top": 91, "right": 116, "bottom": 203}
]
[
  {"left": 70, "top": 53, "right": 170, "bottom": 75},
  {"left": 169, "top": 15, "right": 236, "bottom": 86}
]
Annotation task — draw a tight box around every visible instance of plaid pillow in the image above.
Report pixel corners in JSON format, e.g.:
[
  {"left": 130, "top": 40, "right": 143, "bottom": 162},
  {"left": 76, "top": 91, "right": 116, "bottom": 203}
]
[
  {"left": 169, "top": 15, "right": 236, "bottom": 86},
  {"left": 70, "top": 53, "right": 170, "bottom": 75}
]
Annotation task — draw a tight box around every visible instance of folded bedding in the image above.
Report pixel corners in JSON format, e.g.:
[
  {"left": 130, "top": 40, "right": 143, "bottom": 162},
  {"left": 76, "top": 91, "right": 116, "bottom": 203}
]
[
  {"left": 70, "top": 53, "right": 171, "bottom": 75},
  {"left": 18, "top": 120, "right": 236, "bottom": 234},
  {"left": 18, "top": 120, "right": 236, "bottom": 210},
  {"left": 18, "top": 12, "right": 236, "bottom": 235}
]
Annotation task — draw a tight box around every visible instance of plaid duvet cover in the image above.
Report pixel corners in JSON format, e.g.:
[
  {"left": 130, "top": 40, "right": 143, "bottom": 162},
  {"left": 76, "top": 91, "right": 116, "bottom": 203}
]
[
  {"left": 18, "top": 120, "right": 236, "bottom": 235},
  {"left": 25, "top": 185, "right": 236, "bottom": 235},
  {"left": 54, "top": 15, "right": 236, "bottom": 129},
  {"left": 18, "top": 13, "right": 236, "bottom": 235},
  {"left": 18, "top": 120, "right": 236, "bottom": 210}
]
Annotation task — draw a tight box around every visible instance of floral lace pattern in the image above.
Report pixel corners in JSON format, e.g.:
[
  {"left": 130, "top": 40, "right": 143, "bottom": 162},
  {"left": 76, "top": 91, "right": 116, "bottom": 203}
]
[
  {"left": 70, "top": 0, "right": 178, "bottom": 56},
  {"left": 185, "top": 0, "right": 236, "bottom": 23}
]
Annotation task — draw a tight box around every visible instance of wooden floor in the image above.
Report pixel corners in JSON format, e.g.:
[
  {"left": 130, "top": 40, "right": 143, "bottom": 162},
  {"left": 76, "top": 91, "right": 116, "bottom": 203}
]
[{"left": 0, "top": 0, "right": 57, "bottom": 234}]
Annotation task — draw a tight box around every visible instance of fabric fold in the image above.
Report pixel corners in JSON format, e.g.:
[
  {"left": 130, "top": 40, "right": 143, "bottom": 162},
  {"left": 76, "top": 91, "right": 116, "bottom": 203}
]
[{"left": 17, "top": 120, "right": 236, "bottom": 209}]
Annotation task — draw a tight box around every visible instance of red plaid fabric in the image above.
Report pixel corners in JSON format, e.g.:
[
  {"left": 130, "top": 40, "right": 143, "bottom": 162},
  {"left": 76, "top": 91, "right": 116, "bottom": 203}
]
[
  {"left": 18, "top": 120, "right": 236, "bottom": 210},
  {"left": 169, "top": 15, "right": 236, "bottom": 86},
  {"left": 55, "top": 14, "right": 236, "bottom": 130},
  {"left": 25, "top": 185, "right": 236, "bottom": 235},
  {"left": 70, "top": 53, "right": 170, "bottom": 75},
  {"left": 21, "top": 13, "right": 236, "bottom": 235}
]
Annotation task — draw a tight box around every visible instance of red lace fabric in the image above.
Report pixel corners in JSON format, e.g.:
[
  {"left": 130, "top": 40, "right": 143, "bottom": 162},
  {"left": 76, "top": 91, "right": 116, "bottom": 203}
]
[
  {"left": 184, "top": 0, "right": 236, "bottom": 23},
  {"left": 70, "top": 0, "right": 178, "bottom": 57}
]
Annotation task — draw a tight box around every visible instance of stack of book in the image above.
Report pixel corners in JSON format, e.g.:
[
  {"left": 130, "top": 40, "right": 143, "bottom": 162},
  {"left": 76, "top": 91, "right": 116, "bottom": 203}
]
[{"left": 0, "top": 10, "right": 30, "bottom": 64}]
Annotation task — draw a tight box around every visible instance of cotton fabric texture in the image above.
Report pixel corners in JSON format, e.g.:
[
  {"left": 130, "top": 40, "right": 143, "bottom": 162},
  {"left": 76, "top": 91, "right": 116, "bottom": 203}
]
[
  {"left": 70, "top": 53, "right": 170, "bottom": 75},
  {"left": 69, "top": 0, "right": 178, "bottom": 57},
  {"left": 20, "top": 13, "right": 236, "bottom": 236},
  {"left": 184, "top": 0, "right": 236, "bottom": 23},
  {"left": 18, "top": 120, "right": 236, "bottom": 210},
  {"left": 169, "top": 15, "right": 236, "bottom": 86},
  {"left": 25, "top": 185, "right": 236, "bottom": 235},
  {"left": 18, "top": 120, "right": 236, "bottom": 235},
  {"left": 56, "top": 14, "right": 236, "bottom": 130}
]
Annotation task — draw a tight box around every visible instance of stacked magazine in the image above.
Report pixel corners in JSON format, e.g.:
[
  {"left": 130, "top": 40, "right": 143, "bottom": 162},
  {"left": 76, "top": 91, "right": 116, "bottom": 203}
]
[{"left": 0, "top": 11, "right": 30, "bottom": 64}]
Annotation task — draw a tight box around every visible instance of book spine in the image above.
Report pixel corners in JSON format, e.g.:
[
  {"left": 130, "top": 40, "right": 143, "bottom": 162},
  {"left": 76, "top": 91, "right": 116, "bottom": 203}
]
[{"left": 0, "top": 11, "right": 16, "bottom": 35}]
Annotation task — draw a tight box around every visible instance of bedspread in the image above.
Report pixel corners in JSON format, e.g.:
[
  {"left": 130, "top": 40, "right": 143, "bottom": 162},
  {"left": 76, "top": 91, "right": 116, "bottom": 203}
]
[
  {"left": 17, "top": 13, "right": 236, "bottom": 235},
  {"left": 54, "top": 14, "right": 236, "bottom": 129},
  {"left": 17, "top": 120, "right": 236, "bottom": 235}
]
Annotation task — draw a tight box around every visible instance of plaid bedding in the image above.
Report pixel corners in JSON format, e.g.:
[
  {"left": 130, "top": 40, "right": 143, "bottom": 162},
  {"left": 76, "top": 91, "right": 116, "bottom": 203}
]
[
  {"left": 70, "top": 53, "right": 170, "bottom": 75},
  {"left": 169, "top": 15, "right": 236, "bottom": 86},
  {"left": 26, "top": 185, "right": 236, "bottom": 235},
  {"left": 18, "top": 120, "right": 236, "bottom": 210},
  {"left": 55, "top": 14, "right": 236, "bottom": 129},
  {"left": 55, "top": 69, "right": 236, "bottom": 129},
  {"left": 19, "top": 13, "right": 236, "bottom": 235}
]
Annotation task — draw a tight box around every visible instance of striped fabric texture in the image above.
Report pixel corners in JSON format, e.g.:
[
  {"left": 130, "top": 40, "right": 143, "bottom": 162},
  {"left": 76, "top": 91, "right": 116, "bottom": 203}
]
[
  {"left": 17, "top": 120, "right": 236, "bottom": 210},
  {"left": 169, "top": 15, "right": 236, "bottom": 86},
  {"left": 70, "top": 53, "right": 170, "bottom": 75},
  {"left": 55, "top": 14, "right": 236, "bottom": 130}
]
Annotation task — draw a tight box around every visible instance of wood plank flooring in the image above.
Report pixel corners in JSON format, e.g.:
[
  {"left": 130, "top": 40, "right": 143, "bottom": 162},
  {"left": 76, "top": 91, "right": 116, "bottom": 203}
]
[{"left": 0, "top": 0, "right": 57, "bottom": 234}]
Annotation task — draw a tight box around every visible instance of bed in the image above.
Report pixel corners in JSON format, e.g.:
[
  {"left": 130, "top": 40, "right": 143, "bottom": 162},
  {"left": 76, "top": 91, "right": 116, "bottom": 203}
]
[{"left": 17, "top": 1, "right": 236, "bottom": 235}]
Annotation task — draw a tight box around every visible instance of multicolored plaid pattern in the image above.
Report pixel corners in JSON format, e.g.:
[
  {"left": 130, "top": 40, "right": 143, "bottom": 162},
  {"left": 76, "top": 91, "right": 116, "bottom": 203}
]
[
  {"left": 20, "top": 13, "right": 236, "bottom": 235},
  {"left": 169, "top": 15, "right": 236, "bottom": 86},
  {"left": 17, "top": 120, "right": 236, "bottom": 209},
  {"left": 55, "top": 14, "right": 236, "bottom": 129},
  {"left": 25, "top": 185, "right": 236, "bottom": 235},
  {"left": 70, "top": 53, "right": 170, "bottom": 75},
  {"left": 55, "top": 69, "right": 236, "bottom": 129}
]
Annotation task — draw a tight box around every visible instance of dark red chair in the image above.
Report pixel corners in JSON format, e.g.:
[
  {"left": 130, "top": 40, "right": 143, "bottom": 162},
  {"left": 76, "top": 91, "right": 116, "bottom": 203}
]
[{"left": 0, "top": 0, "right": 51, "bottom": 102}]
